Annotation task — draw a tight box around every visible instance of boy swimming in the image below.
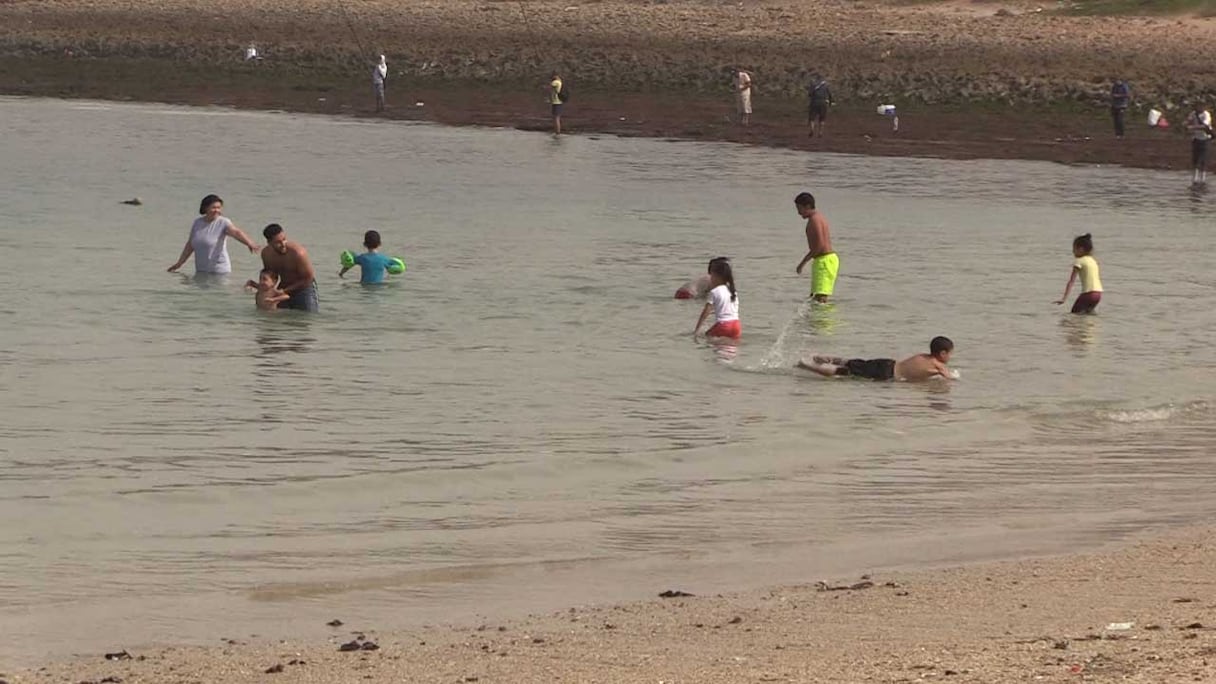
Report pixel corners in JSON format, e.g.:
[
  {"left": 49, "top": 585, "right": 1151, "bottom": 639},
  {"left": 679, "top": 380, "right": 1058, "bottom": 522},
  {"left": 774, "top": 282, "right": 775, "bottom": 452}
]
[
  {"left": 245, "top": 269, "right": 290, "bottom": 311},
  {"left": 798, "top": 336, "right": 955, "bottom": 382}
]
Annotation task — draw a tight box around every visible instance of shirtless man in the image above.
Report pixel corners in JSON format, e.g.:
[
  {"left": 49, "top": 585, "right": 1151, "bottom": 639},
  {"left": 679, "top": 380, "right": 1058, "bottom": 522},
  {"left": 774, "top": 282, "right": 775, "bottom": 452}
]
[
  {"left": 793, "top": 192, "right": 838, "bottom": 302},
  {"left": 798, "top": 336, "right": 955, "bottom": 382},
  {"left": 261, "top": 223, "right": 319, "bottom": 312}
]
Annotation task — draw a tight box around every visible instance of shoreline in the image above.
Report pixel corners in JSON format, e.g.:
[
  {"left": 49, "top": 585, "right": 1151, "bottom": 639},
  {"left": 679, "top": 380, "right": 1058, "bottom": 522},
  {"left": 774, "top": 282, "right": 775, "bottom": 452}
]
[
  {"left": 10, "top": 525, "right": 1216, "bottom": 682},
  {"left": 4, "top": 0, "right": 1216, "bottom": 173},
  {"left": 0, "top": 60, "right": 1196, "bottom": 174}
]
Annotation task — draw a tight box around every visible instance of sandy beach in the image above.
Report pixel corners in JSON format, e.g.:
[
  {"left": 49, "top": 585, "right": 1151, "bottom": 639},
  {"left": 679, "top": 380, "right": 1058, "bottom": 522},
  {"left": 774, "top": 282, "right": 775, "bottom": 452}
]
[
  {"left": 5, "top": 526, "right": 1215, "bottom": 682},
  {"left": 2, "top": 0, "right": 1216, "bottom": 169}
]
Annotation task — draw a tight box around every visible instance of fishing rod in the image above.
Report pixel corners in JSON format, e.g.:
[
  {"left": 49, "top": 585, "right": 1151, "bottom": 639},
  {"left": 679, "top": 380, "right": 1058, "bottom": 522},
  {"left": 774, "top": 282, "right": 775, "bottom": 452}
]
[{"left": 334, "top": 0, "right": 372, "bottom": 66}]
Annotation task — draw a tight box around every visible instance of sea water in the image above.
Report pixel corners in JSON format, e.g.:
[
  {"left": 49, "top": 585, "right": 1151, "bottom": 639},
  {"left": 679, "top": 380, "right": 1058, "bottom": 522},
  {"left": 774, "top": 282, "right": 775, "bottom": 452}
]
[{"left": 1, "top": 97, "right": 1214, "bottom": 662}]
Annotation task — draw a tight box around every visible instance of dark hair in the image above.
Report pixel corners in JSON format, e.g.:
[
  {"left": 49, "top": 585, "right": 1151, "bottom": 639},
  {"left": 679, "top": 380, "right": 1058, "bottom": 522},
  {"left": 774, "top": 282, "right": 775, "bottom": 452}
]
[
  {"left": 199, "top": 194, "right": 222, "bottom": 215},
  {"left": 930, "top": 336, "right": 954, "bottom": 357},
  {"left": 1073, "top": 233, "right": 1093, "bottom": 254},
  {"left": 259, "top": 268, "right": 277, "bottom": 279},
  {"left": 363, "top": 230, "right": 382, "bottom": 249},
  {"left": 708, "top": 258, "right": 737, "bottom": 302},
  {"left": 263, "top": 223, "right": 284, "bottom": 240},
  {"left": 794, "top": 192, "right": 815, "bottom": 209}
]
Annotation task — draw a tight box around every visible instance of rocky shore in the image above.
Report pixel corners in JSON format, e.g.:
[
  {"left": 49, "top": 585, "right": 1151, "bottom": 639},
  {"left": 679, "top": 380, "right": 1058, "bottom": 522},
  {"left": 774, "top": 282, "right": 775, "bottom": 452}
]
[
  {"left": 2, "top": 0, "right": 1215, "bottom": 170},
  {"left": 3, "top": 0, "right": 1216, "bottom": 104}
]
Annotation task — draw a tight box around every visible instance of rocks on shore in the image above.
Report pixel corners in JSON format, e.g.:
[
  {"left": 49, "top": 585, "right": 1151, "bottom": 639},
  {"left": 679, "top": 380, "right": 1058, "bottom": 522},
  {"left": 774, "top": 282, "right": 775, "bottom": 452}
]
[{"left": 2, "top": 0, "right": 1213, "bottom": 106}]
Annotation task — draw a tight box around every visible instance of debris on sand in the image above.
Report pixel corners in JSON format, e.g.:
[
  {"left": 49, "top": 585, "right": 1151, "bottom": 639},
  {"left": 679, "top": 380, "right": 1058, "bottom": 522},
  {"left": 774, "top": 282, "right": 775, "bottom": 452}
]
[{"left": 816, "top": 580, "right": 875, "bottom": 592}]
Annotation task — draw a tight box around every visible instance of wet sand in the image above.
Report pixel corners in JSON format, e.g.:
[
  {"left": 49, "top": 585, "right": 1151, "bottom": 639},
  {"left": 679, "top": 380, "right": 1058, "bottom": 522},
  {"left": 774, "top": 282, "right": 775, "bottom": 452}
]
[
  {"left": 9, "top": 526, "right": 1216, "bottom": 683},
  {"left": 2, "top": 0, "right": 1215, "bottom": 170}
]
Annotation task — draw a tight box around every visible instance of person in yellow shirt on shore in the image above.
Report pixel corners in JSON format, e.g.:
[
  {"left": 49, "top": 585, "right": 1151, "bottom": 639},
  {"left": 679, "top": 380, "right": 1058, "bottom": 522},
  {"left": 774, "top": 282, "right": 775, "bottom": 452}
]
[
  {"left": 548, "top": 72, "right": 565, "bottom": 135},
  {"left": 1055, "top": 233, "right": 1103, "bottom": 314}
]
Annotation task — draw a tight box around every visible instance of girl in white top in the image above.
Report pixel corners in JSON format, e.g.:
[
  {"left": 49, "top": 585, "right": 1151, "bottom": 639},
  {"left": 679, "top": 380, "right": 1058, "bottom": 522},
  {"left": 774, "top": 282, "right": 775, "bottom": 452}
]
[
  {"left": 167, "top": 194, "right": 259, "bottom": 275},
  {"left": 694, "top": 257, "right": 741, "bottom": 338}
]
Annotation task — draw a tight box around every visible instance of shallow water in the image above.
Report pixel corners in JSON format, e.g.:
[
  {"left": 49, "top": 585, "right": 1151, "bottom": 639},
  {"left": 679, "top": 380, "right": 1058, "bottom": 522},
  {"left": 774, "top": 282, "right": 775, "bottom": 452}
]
[{"left": 2, "top": 97, "right": 1215, "bottom": 662}]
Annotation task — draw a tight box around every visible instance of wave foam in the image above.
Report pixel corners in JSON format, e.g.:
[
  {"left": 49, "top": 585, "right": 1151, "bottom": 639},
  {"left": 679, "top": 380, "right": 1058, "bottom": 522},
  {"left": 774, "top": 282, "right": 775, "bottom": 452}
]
[{"left": 1101, "top": 401, "right": 1211, "bottom": 424}]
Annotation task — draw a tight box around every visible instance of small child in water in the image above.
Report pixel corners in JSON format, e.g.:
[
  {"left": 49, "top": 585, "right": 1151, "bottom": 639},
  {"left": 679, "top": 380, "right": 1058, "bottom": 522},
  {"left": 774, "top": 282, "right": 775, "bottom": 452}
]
[
  {"left": 675, "top": 256, "right": 728, "bottom": 300},
  {"left": 340, "top": 230, "right": 395, "bottom": 284},
  {"left": 246, "top": 269, "right": 290, "bottom": 311},
  {"left": 693, "top": 257, "right": 741, "bottom": 338},
  {"left": 798, "top": 336, "right": 955, "bottom": 382},
  {"left": 1055, "top": 233, "right": 1102, "bottom": 314}
]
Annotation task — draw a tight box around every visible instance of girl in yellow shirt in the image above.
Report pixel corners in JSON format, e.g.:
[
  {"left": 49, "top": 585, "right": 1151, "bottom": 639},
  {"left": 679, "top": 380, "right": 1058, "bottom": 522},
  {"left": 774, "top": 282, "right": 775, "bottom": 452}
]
[{"left": 1055, "top": 233, "right": 1102, "bottom": 314}]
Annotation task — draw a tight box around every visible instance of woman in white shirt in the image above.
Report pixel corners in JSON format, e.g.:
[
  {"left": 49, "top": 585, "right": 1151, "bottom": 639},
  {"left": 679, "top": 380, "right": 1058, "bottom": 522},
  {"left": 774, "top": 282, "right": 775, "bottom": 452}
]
[
  {"left": 693, "top": 257, "right": 741, "bottom": 338},
  {"left": 167, "top": 194, "right": 260, "bottom": 275}
]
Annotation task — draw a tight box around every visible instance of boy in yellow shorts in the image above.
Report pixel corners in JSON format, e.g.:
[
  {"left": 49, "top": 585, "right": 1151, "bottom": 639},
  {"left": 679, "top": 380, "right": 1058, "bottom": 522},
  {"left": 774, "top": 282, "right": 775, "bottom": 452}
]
[{"left": 793, "top": 192, "right": 838, "bottom": 302}]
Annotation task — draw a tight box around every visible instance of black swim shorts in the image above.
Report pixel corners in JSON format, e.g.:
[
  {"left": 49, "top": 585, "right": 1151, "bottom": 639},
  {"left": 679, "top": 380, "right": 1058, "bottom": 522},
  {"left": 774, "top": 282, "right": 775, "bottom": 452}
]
[
  {"left": 1192, "top": 138, "right": 1209, "bottom": 169},
  {"left": 840, "top": 358, "right": 896, "bottom": 381},
  {"left": 809, "top": 102, "right": 828, "bottom": 122}
]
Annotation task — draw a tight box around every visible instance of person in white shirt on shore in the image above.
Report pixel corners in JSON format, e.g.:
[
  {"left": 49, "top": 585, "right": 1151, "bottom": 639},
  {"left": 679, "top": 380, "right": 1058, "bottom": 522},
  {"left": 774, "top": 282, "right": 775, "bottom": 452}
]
[
  {"left": 732, "top": 67, "right": 753, "bottom": 126},
  {"left": 372, "top": 55, "right": 388, "bottom": 112},
  {"left": 1186, "top": 103, "right": 1212, "bottom": 185}
]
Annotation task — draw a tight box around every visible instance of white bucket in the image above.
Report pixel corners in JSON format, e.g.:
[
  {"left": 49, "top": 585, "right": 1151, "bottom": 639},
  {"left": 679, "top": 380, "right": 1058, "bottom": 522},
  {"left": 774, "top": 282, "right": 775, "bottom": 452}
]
[
  {"left": 1147, "top": 108, "right": 1162, "bottom": 127},
  {"left": 876, "top": 104, "right": 897, "bottom": 116}
]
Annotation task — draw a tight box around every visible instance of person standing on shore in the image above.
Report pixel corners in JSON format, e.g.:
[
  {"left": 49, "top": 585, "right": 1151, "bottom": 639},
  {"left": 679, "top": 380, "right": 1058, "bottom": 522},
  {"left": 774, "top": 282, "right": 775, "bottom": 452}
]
[
  {"left": 548, "top": 72, "right": 565, "bottom": 135},
  {"left": 372, "top": 55, "right": 388, "bottom": 113},
  {"left": 261, "top": 224, "right": 319, "bottom": 312},
  {"left": 732, "top": 67, "right": 753, "bottom": 126},
  {"left": 1186, "top": 102, "right": 1212, "bottom": 185},
  {"left": 1109, "top": 79, "right": 1131, "bottom": 139},
  {"left": 793, "top": 192, "right": 838, "bottom": 303},
  {"left": 807, "top": 74, "right": 834, "bottom": 138},
  {"left": 167, "top": 194, "right": 260, "bottom": 276}
]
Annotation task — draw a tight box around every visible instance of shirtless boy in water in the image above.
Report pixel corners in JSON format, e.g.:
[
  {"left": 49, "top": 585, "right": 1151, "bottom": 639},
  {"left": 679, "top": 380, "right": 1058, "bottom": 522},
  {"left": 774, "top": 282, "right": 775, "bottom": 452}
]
[
  {"left": 793, "top": 192, "right": 838, "bottom": 303},
  {"left": 798, "top": 336, "right": 955, "bottom": 382},
  {"left": 245, "top": 269, "right": 290, "bottom": 311}
]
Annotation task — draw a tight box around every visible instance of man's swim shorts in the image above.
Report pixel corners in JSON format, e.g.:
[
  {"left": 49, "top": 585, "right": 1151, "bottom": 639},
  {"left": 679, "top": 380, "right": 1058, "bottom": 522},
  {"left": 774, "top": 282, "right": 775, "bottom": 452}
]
[{"left": 811, "top": 252, "right": 839, "bottom": 297}]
